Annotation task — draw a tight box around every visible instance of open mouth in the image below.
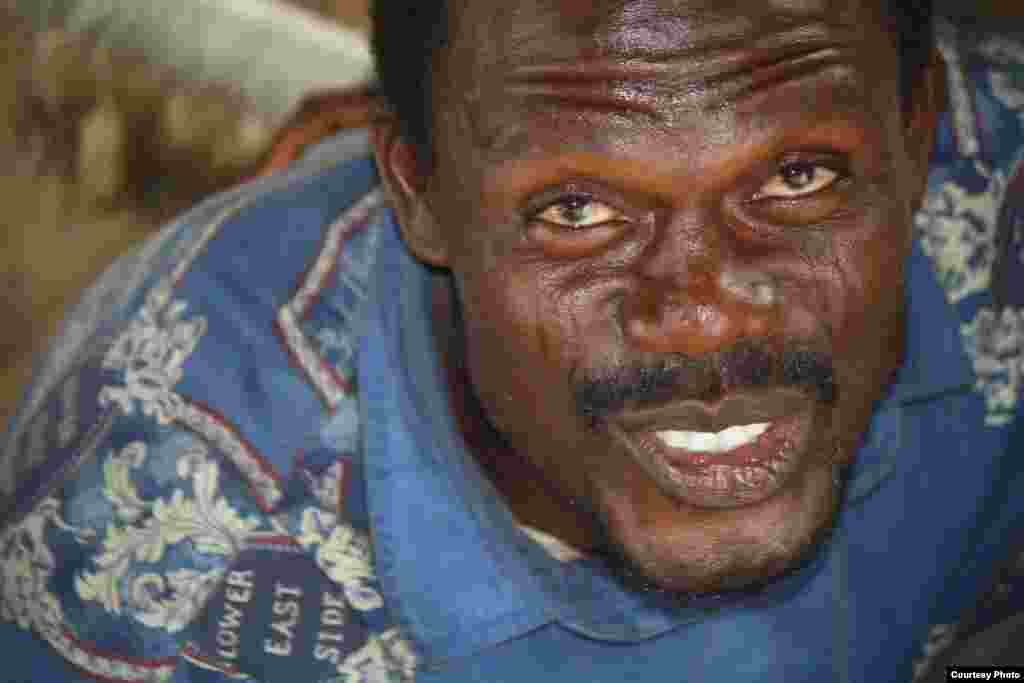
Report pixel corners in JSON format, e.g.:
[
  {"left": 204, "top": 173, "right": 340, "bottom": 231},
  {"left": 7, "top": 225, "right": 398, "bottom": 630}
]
[{"left": 610, "top": 390, "right": 815, "bottom": 509}]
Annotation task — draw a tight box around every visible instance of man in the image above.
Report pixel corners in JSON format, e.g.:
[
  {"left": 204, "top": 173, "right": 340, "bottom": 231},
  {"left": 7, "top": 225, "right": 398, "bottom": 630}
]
[{"left": 1, "top": 0, "right": 1022, "bottom": 680}]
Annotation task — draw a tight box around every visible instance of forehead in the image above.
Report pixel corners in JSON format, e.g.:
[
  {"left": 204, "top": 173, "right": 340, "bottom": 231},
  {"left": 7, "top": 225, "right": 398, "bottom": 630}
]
[
  {"left": 438, "top": 0, "right": 897, "bottom": 163},
  {"left": 452, "top": 0, "right": 875, "bottom": 65}
]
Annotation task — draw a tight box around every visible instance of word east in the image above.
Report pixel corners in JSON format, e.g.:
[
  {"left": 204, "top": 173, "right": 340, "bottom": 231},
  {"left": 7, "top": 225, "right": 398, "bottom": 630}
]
[{"left": 215, "top": 570, "right": 350, "bottom": 665}]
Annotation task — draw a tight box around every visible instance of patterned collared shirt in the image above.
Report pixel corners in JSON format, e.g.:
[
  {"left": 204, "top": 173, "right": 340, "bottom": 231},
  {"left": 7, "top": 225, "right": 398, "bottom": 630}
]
[{"left": 1, "top": 18, "right": 1023, "bottom": 683}]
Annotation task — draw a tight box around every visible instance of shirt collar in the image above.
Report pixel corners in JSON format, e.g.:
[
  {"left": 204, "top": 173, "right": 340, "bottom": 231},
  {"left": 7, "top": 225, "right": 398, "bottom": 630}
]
[
  {"left": 358, "top": 210, "right": 556, "bottom": 666},
  {"left": 840, "top": 238, "right": 976, "bottom": 506},
  {"left": 887, "top": 239, "right": 976, "bottom": 405},
  {"left": 357, "top": 206, "right": 973, "bottom": 666}
]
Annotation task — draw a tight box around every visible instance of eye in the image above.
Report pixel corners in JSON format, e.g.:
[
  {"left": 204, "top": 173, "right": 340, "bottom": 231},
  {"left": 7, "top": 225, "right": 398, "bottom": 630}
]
[
  {"left": 756, "top": 161, "right": 841, "bottom": 200},
  {"left": 533, "top": 194, "right": 628, "bottom": 229}
]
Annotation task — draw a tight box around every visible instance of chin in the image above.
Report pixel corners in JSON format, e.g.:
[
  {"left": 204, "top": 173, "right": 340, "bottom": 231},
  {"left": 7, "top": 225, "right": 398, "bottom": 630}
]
[{"left": 588, "top": 453, "right": 845, "bottom": 597}]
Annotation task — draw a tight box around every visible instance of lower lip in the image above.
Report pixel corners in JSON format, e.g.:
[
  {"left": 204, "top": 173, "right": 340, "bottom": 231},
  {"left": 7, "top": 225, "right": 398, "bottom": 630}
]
[{"left": 615, "top": 411, "right": 813, "bottom": 509}]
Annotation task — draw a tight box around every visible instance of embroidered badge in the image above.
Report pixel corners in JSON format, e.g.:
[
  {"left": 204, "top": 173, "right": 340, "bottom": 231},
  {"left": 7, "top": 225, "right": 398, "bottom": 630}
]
[{"left": 184, "top": 538, "right": 416, "bottom": 683}]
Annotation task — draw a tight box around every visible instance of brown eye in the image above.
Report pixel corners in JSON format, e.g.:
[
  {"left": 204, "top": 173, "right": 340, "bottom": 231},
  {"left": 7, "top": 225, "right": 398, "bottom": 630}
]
[
  {"left": 534, "top": 195, "right": 627, "bottom": 229},
  {"left": 756, "top": 161, "right": 840, "bottom": 199}
]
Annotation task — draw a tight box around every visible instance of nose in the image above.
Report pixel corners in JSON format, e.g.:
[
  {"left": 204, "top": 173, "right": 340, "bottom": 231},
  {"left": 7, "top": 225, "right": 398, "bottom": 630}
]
[{"left": 621, "top": 225, "right": 781, "bottom": 356}]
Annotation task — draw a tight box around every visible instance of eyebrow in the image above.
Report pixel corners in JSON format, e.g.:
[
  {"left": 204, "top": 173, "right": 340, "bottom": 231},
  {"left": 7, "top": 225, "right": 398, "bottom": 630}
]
[{"left": 478, "top": 115, "right": 873, "bottom": 206}]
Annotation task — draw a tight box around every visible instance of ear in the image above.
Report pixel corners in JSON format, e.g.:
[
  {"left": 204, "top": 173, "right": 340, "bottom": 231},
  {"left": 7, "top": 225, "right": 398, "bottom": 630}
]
[
  {"left": 371, "top": 117, "right": 450, "bottom": 268},
  {"left": 903, "top": 49, "right": 947, "bottom": 213}
]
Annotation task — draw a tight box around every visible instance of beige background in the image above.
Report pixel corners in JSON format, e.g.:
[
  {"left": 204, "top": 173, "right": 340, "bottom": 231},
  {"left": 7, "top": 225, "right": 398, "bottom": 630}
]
[{"left": 0, "top": 1, "right": 368, "bottom": 423}]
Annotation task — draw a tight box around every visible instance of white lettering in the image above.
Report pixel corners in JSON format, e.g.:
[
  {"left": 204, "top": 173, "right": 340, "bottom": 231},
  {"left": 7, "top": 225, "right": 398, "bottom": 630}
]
[
  {"left": 949, "top": 672, "right": 995, "bottom": 680},
  {"left": 216, "top": 601, "right": 245, "bottom": 659},
  {"left": 314, "top": 643, "right": 341, "bottom": 665},
  {"left": 215, "top": 572, "right": 255, "bottom": 660},
  {"left": 321, "top": 607, "right": 345, "bottom": 627},
  {"left": 225, "top": 585, "right": 251, "bottom": 603},
  {"left": 265, "top": 582, "right": 302, "bottom": 657},
  {"left": 220, "top": 602, "right": 244, "bottom": 631},
  {"left": 316, "top": 591, "right": 347, "bottom": 657},
  {"left": 274, "top": 582, "right": 303, "bottom": 599},
  {"left": 317, "top": 630, "right": 344, "bottom": 643},
  {"left": 227, "top": 570, "right": 255, "bottom": 589},
  {"left": 217, "top": 628, "right": 239, "bottom": 649},
  {"left": 271, "top": 614, "right": 297, "bottom": 640},
  {"left": 322, "top": 592, "right": 346, "bottom": 610},
  {"left": 264, "top": 635, "right": 292, "bottom": 657}
]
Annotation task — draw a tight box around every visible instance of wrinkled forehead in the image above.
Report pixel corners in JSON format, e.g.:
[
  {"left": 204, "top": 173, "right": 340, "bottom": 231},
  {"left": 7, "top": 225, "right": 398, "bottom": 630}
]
[
  {"left": 435, "top": 0, "right": 897, "bottom": 162},
  {"left": 445, "top": 0, "right": 884, "bottom": 72}
]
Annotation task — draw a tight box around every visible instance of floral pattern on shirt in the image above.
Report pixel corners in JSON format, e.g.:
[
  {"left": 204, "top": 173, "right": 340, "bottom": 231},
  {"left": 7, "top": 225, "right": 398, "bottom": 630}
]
[
  {"left": 296, "top": 508, "right": 383, "bottom": 612},
  {"left": 0, "top": 160, "right": 418, "bottom": 681},
  {"left": 335, "top": 627, "right": 419, "bottom": 683},
  {"left": 915, "top": 22, "right": 1024, "bottom": 427},
  {"left": 74, "top": 440, "right": 262, "bottom": 633},
  {"left": 914, "top": 167, "right": 1006, "bottom": 303},
  {"left": 910, "top": 20, "right": 1024, "bottom": 680},
  {"left": 961, "top": 306, "right": 1024, "bottom": 426},
  {"left": 98, "top": 290, "right": 207, "bottom": 426}
]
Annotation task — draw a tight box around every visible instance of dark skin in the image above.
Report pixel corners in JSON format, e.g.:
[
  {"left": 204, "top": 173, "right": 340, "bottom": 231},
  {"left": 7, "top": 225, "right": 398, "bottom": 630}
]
[{"left": 372, "top": 0, "right": 944, "bottom": 593}]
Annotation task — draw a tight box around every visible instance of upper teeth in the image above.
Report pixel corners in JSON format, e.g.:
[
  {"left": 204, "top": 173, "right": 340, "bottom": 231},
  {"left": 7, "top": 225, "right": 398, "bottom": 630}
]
[{"left": 655, "top": 423, "right": 770, "bottom": 453}]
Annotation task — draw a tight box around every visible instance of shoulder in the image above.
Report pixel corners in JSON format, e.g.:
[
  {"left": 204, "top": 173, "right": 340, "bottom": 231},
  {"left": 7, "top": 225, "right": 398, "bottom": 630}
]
[
  {"left": 914, "top": 18, "right": 1024, "bottom": 429},
  {"left": 0, "top": 131, "right": 395, "bottom": 680},
  {"left": 2, "top": 129, "right": 384, "bottom": 491}
]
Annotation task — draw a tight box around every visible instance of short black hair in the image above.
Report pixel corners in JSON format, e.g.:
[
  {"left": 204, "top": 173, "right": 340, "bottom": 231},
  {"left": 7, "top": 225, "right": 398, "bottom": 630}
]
[
  {"left": 371, "top": 0, "right": 936, "bottom": 154},
  {"left": 370, "top": 0, "right": 449, "bottom": 155}
]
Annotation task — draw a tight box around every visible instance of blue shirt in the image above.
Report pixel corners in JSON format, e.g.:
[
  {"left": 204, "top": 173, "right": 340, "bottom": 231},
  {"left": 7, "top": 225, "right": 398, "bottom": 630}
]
[{"left": 2, "top": 18, "right": 1023, "bottom": 683}]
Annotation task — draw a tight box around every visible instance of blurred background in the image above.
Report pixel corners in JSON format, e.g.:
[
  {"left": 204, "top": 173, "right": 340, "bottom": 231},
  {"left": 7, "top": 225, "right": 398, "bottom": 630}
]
[
  {"left": 0, "top": 0, "right": 1022, "bottom": 425},
  {"left": 0, "top": 0, "right": 369, "bottom": 423}
]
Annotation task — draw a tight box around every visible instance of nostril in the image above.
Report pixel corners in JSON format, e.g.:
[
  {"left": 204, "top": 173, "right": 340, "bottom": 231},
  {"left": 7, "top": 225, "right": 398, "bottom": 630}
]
[{"left": 623, "top": 296, "right": 740, "bottom": 355}]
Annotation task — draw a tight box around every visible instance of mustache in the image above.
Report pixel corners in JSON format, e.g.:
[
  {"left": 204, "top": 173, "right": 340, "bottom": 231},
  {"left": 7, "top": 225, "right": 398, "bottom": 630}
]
[{"left": 574, "top": 339, "right": 836, "bottom": 428}]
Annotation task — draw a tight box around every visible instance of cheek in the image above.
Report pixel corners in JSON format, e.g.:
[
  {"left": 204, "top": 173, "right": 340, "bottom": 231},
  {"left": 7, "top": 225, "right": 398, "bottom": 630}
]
[
  {"left": 455, "top": 267, "right": 576, "bottom": 430},
  {"left": 827, "top": 217, "right": 907, "bottom": 356},
  {"left": 813, "top": 214, "right": 909, "bottom": 452}
]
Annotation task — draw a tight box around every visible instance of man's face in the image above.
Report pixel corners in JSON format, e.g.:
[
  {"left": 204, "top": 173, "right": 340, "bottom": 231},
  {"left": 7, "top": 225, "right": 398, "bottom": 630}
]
[{"left": 380, "top": 0, "right": 937, "bottom": 594}]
